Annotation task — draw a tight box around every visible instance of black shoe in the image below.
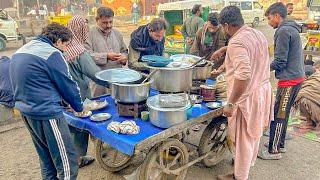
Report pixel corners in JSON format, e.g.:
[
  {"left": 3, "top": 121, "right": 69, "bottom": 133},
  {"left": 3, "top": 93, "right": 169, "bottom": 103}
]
[{"left": 79, "top": 156, "right": 95, "bottom": 168}]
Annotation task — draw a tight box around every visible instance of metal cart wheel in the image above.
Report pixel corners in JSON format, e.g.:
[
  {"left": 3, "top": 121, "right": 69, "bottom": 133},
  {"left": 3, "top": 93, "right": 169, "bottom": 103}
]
[
  {"left": 95, "top": 139, "right": 133, "bottom": 172},
  {"left": 139, "top": 138, "right": 189, "bottom": 180},
  {"left": 198, "top": 116, "right": 228, "bottom": 167}
]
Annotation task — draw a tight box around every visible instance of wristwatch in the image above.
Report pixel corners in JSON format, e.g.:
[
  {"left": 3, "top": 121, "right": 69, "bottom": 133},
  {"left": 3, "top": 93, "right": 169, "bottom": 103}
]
[{"left": 226, "top": 102, "right": 235, "bottom": 108}]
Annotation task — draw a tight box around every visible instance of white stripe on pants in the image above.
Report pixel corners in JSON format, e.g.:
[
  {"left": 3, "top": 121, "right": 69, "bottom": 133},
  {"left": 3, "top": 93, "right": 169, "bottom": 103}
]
[{"left": 49, "top": 119, "right": 71, "bottom": 180}]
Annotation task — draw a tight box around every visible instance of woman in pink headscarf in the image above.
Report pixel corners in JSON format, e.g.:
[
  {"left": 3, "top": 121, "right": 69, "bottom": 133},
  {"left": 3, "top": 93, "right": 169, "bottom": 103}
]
[{"left": 65, "top": 15, "right": 104, "bottom": 168}]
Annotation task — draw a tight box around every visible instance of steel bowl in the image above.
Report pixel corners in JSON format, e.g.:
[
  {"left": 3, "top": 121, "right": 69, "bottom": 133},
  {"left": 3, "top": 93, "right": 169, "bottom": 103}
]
[
  {"left": 111, "top": 78, "right": 153, "bottom": 103},
  {"left": 147, "top": 95, "right": 191, "bottom": 128}
]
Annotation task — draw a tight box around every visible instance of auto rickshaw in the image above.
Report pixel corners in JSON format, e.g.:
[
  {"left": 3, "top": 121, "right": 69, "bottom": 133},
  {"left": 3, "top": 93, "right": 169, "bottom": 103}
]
[{"left": 157, "top": 0, "right": 213, "bottom": 55}]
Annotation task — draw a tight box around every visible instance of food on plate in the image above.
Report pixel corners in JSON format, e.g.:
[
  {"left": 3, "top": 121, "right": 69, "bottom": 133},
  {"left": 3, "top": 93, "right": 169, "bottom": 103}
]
[
  {"left": 83, "top": 99, "right": 108, "bottom": 111},
  {"left": 74, "top": 110, "right": 92, "bottom": 118}
]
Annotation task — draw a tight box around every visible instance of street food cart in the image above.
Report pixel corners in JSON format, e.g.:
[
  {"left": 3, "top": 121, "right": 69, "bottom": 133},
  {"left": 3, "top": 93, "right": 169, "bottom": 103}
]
[{"left": 64, "top": 58, "right": 228, "bottom": 179}]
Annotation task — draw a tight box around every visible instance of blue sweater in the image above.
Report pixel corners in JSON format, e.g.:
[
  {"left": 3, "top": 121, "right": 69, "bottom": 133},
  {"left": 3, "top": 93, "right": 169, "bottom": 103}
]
[{"left": 10, "top": 36, "right": 83, "bottom": 120}]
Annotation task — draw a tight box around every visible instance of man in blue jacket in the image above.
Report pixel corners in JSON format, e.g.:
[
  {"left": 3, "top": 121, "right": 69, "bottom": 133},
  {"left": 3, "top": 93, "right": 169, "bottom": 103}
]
[
  {"left": 0, "top": 56, "right": 15, "bottom": 123},
  {"left": 259, "top": 2, "right": 305, "bottom": 160},
  {"left": 10, "top": 23, "right": 83, "bottom": 180}
]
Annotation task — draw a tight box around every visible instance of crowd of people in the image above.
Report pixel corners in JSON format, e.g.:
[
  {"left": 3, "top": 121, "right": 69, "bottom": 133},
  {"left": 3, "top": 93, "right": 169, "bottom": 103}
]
[{"left": 0, "top": 2, "right": 319, "bottom": 180}]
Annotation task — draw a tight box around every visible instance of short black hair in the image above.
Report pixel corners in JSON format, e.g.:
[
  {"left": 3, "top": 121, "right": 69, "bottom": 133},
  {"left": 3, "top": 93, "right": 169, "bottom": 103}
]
[
  {"left": 207, "top": 13, "right": 219, "bottom": 26},
  {"left": 286, "top": 3, "right": 293, "bottom": 7},
  {"left": 305, "top": 65, "right": 315, "bottom": 77},
  {"left": 219, "top": 6, "right": 244, "bottom": 26},
  {"left": 265, "top": 2, "right": 287, "bottom": 19},
  {"left": 41, "top": 23, "right": 72, "bottom": 44},
  {"left": 192, "top": 4, "right": 201, "bottom": 14},
  {"left": 96, "top": 7, "right": 114, "bottom": 19},
  {"left": 148, "top": 18, "right": 167, "bottom": 32}
]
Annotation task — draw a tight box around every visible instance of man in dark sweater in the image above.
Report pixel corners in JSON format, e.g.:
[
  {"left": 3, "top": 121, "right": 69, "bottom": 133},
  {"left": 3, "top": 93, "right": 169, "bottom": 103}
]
[
  {"left": 128, "top": 18, "right": 166, "bottom": 72},
  {"left": 10, "top": 23, "right": 83, "bottom": 179},
  {"left": 258, "top": 2, "right": 305, "bottom": 160}
]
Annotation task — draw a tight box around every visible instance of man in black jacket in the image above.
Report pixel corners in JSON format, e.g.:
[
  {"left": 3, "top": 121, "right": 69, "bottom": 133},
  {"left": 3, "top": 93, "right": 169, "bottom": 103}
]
[
  {"left": 128, "top": 18, "right": 167, "bottom": 72},
  {"left": 258, "top": 2, "right": 305, "bottom": 160}
]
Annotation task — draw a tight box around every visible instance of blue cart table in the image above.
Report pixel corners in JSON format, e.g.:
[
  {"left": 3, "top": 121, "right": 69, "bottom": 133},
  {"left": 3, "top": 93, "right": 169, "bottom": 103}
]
[{"left": 64, "top": 90, "right": 227, "bottom": 178}]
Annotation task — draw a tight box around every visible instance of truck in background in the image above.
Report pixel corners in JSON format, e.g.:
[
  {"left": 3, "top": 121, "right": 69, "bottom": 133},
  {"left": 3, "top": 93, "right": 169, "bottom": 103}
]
[{"left": 0, "top": 9, "right": 24, "bottom": 51}]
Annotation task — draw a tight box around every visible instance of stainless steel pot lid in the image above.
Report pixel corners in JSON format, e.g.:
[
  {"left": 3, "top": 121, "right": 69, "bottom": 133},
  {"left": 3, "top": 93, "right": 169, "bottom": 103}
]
[
  {"left": 95, "top": 68, "right": 142, "bottom": 83},
  {"left": 145, "top": 62, "right": 193, "bottom": 70},
  {"left": 170, "top": 54, "right": 207, "bottom": 67},
  {"left": 147, "top": 95, "right": 191, "bottom": 112}
]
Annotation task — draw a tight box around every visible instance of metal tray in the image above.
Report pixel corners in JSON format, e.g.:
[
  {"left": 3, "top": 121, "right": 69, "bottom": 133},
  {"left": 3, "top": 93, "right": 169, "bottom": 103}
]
[
  {"left": 205, "top": 102, "right": 222, "bottom": 109},
  {"left": 90, "top": 113, "right": 112, "bottom": 122}
]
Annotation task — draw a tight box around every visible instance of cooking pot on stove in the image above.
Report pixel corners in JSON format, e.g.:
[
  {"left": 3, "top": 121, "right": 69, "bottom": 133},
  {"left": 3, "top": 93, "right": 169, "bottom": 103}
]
[
  {"left": 193, "top": 63, "right": 213, "bottom": 80},
  {"left": 146, "top": 64, "right": 193, "bottom": 93},
  {"left": 111, "top": 77, "right": 153, "bottom": 103},
  {"left": 95, "top": 68, "right": 143, "bottom": 85},
  {"left": 170, "top": 54, "right": 213, "bottom": 80},
  {"left": 147, "top": 94, "right": 191, "bottom": 128}
]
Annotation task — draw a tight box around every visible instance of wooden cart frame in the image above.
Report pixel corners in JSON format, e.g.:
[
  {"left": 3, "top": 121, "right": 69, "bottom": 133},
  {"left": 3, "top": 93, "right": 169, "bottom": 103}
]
[{"left": 94, "top": 108, "right": 229, "bottom": 179}]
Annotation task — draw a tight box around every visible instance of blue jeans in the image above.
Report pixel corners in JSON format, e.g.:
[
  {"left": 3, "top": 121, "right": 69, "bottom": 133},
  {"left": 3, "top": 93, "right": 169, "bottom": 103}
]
[{"left": 22, "top": 116, "right": 78, "bottom": 180}]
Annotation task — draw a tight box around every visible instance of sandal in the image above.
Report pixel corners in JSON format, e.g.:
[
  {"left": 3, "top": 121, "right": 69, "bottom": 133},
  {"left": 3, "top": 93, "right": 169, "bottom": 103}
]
[{"left": 79, "top": 156, "right": 95, "bottom": 168}]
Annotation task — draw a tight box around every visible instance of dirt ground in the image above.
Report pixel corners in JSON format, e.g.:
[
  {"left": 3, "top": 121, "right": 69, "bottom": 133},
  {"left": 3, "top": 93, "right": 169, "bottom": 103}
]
[
  {"left": 1, "top": 22, "right": 320, "bottom": 180},
  {"left": 1, "top": 121, "right": 319, "bottom": 180}
]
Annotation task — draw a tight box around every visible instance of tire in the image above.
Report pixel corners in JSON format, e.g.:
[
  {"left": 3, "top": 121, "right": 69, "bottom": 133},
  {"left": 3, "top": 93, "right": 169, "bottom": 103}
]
[
  {"left": 139, "top": 139, "right": 189, "bottom": 180},
  {"left": 95, "top": 140, "right": 133, "bottom": 172},
  {"left": 198, "top": 116, "right": 228, "bottom": 167},
  {"left": 0, "top": 37, "right": 6, "bottom": 51},
  {"left": 252, "top": 17, "right": 259, "bottom": 28}
]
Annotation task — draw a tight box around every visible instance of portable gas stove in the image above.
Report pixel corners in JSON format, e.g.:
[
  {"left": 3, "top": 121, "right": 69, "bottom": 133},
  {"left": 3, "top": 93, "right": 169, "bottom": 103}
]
[{"left": 116, "top": 100, "right": 147, "bottom": 118}]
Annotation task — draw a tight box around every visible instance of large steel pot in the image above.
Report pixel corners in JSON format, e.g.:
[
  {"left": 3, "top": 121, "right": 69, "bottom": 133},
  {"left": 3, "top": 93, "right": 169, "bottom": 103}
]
[
  {"left": 147, "top": 95, "right": 191, "bottom": 128},
  {"left": 111, "top": 78, "right": 153, "bottom": 103},
  {"left": 170, "top": 54, "right": 213, "bottom": 80},
  {"left": 193, "top": 64, "right": 213, "bottom": 80},
  {"left": 149, "top": 66, "right": 193, "bottom": 93}
]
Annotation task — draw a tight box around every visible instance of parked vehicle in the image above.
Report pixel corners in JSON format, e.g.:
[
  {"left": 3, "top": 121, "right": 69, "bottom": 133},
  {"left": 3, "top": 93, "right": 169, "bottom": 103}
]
[
  {"left": 308, "top": 0, "right": 320, "bottom": 23},
  {"left": 0, "top": 9, "right": 24, "bottom": 51},
  {"left": 226, "top": 0, "right": 264, "bottom": 27},
  {"left": 158, "top": 0, "right": 213, "bottom": 55}
]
